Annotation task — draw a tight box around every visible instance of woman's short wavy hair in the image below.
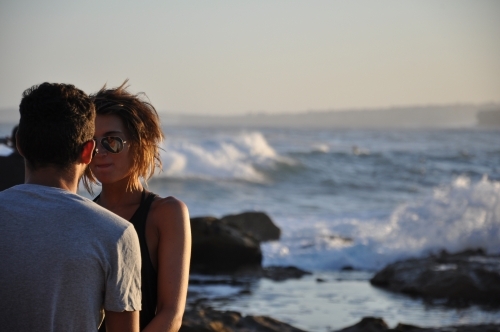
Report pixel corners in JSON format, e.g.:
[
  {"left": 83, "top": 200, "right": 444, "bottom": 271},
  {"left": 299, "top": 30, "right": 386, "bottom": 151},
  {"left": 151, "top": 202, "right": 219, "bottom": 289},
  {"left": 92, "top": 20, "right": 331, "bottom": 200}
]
[{"left": 83, "top": 80, "right": 164, "bottom": 194}]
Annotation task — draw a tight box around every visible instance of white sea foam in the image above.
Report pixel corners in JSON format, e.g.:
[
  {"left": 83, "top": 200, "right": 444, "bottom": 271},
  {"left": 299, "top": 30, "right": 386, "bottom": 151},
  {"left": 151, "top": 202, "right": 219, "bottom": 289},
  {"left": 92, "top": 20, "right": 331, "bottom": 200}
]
[
  {"left": 372, "top": 175, "right": 500, "bottom": 254},
  {"left": 159, "top": 131, "right": 292, "bottom": 182},
  {"left": 310, "top": 143, "right": 330, "bottom": 153},
  {"left": 263, "top": 175, "right": 500, "bottom": 271},
  {"left": 0, "top": 145, "right": 12, "bottom": 156}
]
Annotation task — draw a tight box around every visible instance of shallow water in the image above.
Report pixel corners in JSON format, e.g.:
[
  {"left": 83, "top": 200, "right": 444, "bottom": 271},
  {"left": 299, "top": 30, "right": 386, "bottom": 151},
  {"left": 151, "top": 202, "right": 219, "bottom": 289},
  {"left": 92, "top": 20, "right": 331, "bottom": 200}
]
[{"left": 188, "top": 271, "right": 500, "bottom": 331}]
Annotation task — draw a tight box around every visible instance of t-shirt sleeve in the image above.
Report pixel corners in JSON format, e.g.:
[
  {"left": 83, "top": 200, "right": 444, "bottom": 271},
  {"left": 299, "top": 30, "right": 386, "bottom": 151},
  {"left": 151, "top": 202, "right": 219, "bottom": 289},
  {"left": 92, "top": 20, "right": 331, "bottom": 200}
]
[{"left": 103, "top": 224, "right": 142, "bottom": 312}]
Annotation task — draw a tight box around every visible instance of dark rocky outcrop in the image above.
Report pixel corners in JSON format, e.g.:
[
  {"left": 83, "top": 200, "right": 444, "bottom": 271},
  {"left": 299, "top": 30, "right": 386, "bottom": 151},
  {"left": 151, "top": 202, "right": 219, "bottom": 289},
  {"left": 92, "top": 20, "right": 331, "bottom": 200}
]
[
  {"left": 190, "top": 216, "right": 263, "bottom": 273},
  {"left": 180, "top": 306, "right": 307, "bottom": 332},
  {"left": 370, "top": 249, "right": 500, "bottom": 307},
  {"left": 335, "top": 317, "right": 500, "bottom": 332},
  {"left": 190, "top": 212, "right": 281, "bottom": 273},
  {"left": 220, "top": 212, "right": 281, "bottom": 242},
  {"left": 336, "top": 317, "right": 390, "bottom": 332}
]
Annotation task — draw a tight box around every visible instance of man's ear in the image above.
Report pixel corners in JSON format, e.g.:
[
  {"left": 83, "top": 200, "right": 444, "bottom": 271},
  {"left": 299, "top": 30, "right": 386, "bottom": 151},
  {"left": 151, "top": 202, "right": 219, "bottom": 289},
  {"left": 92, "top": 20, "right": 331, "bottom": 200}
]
[
  {"left": 80, "top": 140, "right": 95, "bottom": 165},
  {"left": 15, "top": 130, "right": 24, "bottom": 157}
]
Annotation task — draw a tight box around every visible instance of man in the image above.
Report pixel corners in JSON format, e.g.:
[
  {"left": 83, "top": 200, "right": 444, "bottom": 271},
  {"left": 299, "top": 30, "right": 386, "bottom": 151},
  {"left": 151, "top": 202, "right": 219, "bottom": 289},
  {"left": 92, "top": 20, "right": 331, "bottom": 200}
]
[{"left": 0, "top": 83, "right": 141, "bottom": 331}]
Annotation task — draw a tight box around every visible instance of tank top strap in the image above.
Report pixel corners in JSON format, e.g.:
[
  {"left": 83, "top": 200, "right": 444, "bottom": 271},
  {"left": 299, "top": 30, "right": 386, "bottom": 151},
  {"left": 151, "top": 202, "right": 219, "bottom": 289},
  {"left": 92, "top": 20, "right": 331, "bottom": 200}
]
[
  {"left": 129, "top": 190, "right": 158, "bottom": 233},
  {"left": 128, "top": 189, "right": 159, "bottom": 329}
]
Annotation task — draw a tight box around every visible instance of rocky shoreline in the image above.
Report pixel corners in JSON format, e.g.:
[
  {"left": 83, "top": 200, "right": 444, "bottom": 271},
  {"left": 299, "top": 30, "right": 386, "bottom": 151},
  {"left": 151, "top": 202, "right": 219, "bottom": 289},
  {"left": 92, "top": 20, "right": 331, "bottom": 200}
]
[
  {"left": 181, "top": 308, "right": 500, "bottom": 331},
  {"left": 184, "top": 212, "right": 500, "bottom": 331},
  {"left": 370, "top": 249, "right": 500, "bottom": 308}
]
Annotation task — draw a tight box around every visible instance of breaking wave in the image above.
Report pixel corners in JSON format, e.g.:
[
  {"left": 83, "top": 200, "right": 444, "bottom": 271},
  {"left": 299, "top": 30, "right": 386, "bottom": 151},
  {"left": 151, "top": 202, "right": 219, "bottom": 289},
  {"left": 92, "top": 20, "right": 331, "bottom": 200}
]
[
  {"left": 263, "top": 175, "right": 500, "bottom": 271},
  {"left": 159, "top": 131, "right": 296, "bottom": 182}
]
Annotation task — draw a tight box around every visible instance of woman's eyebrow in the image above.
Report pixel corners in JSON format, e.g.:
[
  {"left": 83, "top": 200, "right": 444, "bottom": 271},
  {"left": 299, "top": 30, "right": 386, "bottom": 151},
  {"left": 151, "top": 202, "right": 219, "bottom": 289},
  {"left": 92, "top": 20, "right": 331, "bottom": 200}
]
[{"left": 98, "top": 130, "right": 124, "bottom": 137}]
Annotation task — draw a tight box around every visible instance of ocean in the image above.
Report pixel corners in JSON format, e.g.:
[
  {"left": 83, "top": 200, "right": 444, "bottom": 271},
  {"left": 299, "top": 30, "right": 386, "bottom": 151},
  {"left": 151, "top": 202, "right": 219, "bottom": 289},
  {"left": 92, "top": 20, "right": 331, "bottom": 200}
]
[
  {"left": 2, "top": 123, "right": 500, "bottom": 330},
  {"left": 148, "top": 126, "right": 500, "bottom": 269}
]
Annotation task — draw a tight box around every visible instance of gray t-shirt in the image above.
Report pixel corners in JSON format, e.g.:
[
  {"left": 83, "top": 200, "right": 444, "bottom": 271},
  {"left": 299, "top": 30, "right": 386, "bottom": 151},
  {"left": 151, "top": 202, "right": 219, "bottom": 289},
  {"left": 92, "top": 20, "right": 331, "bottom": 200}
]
[{"left": 0, "top": 184, "right": 141, "bottom": 331}]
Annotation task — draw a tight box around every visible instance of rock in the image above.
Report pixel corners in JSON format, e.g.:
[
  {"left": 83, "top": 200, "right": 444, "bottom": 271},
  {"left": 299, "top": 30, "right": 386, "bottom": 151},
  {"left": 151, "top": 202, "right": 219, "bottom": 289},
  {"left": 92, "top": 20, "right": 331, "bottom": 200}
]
[
  {"left": 240, "top": 316, "right": 307, "bottom": 332},
  {"left": 190, "top": 212, "right": 281, "bottom": 273},
  {"left": 335, "top": 317, "right": 390, "bottom": 332},
  {"left": 232, "top": 265, "right": 312, "bottom": 281},
  {"left": 260, "top": 266, "right": 311, "bottom": 281},
  {"left": 180, "top": 306, "right": 308, "bottom": 332},
  {"left": 189, "top": 266, "right": 311, "bottom": 283},
  {"left": 333, "top": 317, "right": 500, "bottom": 332},
  {"left": 341, "top": 266, "right": 355, "bottom": 271},
  {"left": 190, "top": 216, "right": 262, "bottom": 273},
  {"left": 180, "top": 307, "right": 500, "bottom": 332},
  {"left": 370, "top": 249, "right": 500, "bottom": 307},
  {"left": 220, "top": 211, "right": 281, "bottom": 242}
]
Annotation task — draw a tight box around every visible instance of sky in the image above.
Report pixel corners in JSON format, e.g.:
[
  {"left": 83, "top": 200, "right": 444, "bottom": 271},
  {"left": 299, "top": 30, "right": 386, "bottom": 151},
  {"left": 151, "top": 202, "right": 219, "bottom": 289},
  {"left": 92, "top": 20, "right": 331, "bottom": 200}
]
[{"left": 0, "top": 0, "right": 499, "bottom": 116}]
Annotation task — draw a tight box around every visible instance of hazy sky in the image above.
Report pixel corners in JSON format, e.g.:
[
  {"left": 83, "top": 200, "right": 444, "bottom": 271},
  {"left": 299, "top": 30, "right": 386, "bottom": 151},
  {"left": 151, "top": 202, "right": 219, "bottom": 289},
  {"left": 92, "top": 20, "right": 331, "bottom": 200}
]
[{"left": 1, "top": 0, "right": 499, "bottom": 115}]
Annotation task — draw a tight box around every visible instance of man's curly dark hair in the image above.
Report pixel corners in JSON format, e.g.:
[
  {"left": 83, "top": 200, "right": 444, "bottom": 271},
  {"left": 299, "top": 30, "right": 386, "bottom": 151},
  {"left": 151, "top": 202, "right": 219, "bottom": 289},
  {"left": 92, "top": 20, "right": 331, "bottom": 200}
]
[{"left": 18, "top": 82, "right": 95, "bottom": 170}]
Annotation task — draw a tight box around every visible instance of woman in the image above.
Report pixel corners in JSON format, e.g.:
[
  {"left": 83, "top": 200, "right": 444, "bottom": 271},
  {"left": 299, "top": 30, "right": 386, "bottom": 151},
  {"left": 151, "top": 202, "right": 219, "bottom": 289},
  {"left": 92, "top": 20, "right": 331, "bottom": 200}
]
[{"left": 83, "top": 81, "right": 191, "bottom": 332}]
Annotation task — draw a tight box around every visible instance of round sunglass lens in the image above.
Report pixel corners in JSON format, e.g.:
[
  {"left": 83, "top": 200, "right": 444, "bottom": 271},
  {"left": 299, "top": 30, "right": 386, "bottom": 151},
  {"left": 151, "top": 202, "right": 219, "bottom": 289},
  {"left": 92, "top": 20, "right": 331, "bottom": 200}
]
[{"left": 102, "top": 137, "right": 123, "bottom": 153}]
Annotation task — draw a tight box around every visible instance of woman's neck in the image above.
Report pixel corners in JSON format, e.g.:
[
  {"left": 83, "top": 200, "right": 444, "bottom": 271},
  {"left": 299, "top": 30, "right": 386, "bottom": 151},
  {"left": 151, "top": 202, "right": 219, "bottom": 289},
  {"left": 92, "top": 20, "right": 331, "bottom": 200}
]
[{"left": 98, "top": 176, "right": 144, "bottom": 210}]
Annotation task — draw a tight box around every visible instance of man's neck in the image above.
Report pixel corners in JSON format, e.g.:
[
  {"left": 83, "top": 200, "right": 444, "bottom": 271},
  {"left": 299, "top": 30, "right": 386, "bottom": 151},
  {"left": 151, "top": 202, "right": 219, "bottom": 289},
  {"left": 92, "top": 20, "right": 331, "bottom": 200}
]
[{"left": 25, "top": 164, "right": 82, "bottom": 194}]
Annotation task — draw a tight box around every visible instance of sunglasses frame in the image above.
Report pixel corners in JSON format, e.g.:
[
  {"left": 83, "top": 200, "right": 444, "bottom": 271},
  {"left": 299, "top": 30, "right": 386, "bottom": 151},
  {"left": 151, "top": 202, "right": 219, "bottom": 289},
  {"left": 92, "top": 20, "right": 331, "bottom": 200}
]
[{"left": 93, "top": 136, "right": 127, "bottom": 156}]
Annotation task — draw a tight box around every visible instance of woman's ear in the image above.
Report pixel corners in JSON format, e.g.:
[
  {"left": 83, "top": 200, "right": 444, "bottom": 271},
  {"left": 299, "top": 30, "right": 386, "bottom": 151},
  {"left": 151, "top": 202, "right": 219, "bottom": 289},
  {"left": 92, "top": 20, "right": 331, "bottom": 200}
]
[{"left": 81, "top": 140, "right": 96, "bottom": 165}]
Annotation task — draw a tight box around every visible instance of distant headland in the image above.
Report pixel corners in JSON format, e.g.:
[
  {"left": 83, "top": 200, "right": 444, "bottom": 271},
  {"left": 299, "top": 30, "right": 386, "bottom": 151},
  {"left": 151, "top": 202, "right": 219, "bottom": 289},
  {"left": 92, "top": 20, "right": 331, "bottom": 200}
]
[
  {"left": 2, "top": 103, "right": 499, "bottom": 129},
  {"left": 160, "top": 103, "right": 500, "bottom": 129}
]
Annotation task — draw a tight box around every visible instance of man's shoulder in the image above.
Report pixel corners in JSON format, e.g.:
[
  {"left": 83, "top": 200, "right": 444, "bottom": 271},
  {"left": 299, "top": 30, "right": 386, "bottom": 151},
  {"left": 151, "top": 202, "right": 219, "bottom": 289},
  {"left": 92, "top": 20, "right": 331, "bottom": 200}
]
[
  {"left": 1, "top": 185, "right": 132, "bottom": 234},
  {"left": 68, "top": 194, "right": 133, "bottom": 232},
  {"left": 82, "top": 199, "right": 133, "bottom": 230}
]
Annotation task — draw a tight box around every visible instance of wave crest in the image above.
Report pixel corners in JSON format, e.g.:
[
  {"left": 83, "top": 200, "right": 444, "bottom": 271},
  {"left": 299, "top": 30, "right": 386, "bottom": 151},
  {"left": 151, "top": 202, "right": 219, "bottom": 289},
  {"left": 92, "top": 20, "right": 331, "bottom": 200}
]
[
  {"left": 160, "top": 131, "right": 293, "bottom": 182},
  {"left": 378, "top": 175, "right": 500, "bottom": 256}
]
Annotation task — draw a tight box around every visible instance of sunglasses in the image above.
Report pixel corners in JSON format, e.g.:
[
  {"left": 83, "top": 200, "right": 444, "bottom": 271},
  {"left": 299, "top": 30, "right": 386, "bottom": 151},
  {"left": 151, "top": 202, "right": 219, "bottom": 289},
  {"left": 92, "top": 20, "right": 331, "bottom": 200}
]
[{"left": 93, "top": 136, "right": 127, "bottom": 156}]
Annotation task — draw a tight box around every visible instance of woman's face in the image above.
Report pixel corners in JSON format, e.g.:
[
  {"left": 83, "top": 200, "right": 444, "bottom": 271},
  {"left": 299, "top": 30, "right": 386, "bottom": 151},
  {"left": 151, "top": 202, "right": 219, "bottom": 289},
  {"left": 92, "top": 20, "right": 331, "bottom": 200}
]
[{"left": 90, "top": 114, "right": 134, "bottom": 185}]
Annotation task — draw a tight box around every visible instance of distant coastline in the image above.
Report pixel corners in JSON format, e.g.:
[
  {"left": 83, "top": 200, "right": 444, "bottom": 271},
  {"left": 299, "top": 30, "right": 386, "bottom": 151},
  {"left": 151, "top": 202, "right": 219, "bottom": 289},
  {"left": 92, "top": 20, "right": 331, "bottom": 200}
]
[
  {"left": 160, "top": 103, "right": 500, "bottom": 129},
  {"left": 1, "top": 103, "right": 500, "bottom": 129},
  {"left": 477, "top": 109, "right": 500, "bottom": 127}
]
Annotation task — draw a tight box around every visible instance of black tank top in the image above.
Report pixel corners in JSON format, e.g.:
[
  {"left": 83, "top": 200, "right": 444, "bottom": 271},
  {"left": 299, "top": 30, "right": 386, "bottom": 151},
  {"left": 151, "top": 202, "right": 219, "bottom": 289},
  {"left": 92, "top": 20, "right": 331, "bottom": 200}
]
[{"left": 95, "top": 190, "right": 158, "bottom": 331}]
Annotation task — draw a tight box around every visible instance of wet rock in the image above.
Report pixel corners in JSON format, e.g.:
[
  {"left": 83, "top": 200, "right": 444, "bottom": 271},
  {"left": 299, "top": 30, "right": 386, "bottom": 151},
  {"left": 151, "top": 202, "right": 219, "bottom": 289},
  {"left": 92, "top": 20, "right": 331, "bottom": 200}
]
[
  {"left": 190, "top": 212, "right": 282, "bottom": 273},
  {"left": 189, "top": 266, "right": 311, "bottom": 284},
  {"left": 321, "top": 234, "right": 353, "bottom": 245},
  {"left": 190, "top": 216, "right": 262, "bottom": 273},
  {"left": 341, "top": 266, "right": 355, "bottom": 271},
  {"left": 180, "top": 306, "right": 308, "bottom": 332},
  {"left": 180, "top": 308, "right": 500, "bottom": 332},
  {"left": 261, "top": 266, "right": 311, "bottom": 281},
  {"left": 370, "top": 249, "right": 500, "bottom": 307},
  {"left": 233, "top": 265, "right": 312, "bottom": 281},
  {"left": 333, "top": 317, "right": 500, "bottom": 331},
  {"left": 220, "top": 211, "right": 281, "bottom": 242},
  {"left": 335, "top": 317, "right": 389, "bottom": 332}
]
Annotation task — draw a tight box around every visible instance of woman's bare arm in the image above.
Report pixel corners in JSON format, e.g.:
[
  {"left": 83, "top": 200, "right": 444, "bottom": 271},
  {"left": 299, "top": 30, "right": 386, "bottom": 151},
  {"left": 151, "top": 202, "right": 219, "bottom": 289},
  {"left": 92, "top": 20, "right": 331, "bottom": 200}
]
[{"left": 142, "top": 197, "right": 191, "bottom": 332}]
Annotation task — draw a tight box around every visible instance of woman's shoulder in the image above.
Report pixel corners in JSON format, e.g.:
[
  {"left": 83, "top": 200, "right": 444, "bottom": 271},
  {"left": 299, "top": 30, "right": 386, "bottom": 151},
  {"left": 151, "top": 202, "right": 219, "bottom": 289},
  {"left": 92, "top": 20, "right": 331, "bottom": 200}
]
[
  {"left": 150, "top": 194, "right": 188, "bottom": 212},
  {"left": 148, "top": 194, "right": 190, "bottom": 229}
]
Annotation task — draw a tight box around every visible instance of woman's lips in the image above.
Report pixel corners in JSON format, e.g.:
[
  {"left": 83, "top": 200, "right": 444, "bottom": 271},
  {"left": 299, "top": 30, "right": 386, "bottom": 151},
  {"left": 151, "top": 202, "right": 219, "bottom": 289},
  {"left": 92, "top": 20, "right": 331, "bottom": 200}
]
[{"left": 94, "top": 163, "right": 112, "bottom": 169}]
